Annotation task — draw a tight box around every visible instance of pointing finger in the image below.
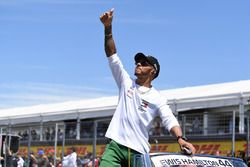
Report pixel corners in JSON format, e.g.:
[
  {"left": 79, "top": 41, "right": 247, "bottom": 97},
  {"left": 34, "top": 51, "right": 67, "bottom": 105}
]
[{"left": 110, "top": 8, "right": 114, "bottom": 15}]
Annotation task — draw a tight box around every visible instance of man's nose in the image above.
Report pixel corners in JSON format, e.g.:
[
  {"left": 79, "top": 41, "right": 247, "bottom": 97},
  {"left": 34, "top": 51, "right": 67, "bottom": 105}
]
[{"left": 136, "top": 62, "right": 142, "bottom": 66}]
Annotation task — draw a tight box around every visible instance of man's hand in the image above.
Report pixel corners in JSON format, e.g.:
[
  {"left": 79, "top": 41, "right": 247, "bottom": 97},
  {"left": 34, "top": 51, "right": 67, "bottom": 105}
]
[
  {"left": 100, "top": 8, "right": 114, "bottom": 27},
  {"left": 178, "top": 138, "right": 196, "bottom": 155}
]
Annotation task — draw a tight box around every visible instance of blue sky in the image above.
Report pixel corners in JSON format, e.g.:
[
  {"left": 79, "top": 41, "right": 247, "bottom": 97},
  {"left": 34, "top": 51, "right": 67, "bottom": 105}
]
[{"left": 0, "top": 0, "right": 249, "bottom": 109}]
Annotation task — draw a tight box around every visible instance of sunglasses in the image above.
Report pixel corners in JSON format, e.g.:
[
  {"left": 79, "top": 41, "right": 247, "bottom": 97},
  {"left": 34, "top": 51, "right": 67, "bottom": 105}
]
[{"left": 135, "top": 60, "right": 151, "bottom": 67}]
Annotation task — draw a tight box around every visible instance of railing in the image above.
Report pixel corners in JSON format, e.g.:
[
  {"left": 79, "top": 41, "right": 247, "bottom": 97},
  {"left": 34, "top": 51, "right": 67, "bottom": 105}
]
[{"left": 1, "top": 111, "right": 250, "bottom": 167}]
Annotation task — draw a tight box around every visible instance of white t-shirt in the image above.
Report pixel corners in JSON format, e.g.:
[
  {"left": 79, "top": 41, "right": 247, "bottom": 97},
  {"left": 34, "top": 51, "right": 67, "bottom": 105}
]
[
  {"left": 63, "top": 152, "right": 77, "bottom": 167},
  {"left": 105, "top": 53, "right": 180, "bottom": 154},
  {"left": 17, "top": 157, "right": 24, "bottom": 167}
]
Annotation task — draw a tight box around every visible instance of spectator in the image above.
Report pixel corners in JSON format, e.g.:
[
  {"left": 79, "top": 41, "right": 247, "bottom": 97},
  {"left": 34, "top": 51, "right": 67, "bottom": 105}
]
[
  {"left": 16, "top": 152, "right": 24, "bottom": 167},
  {"left": 33, "top": 150, "right": 49, "bottom": 167},
  {"left": 4, "top": 146, "right": 15, "bottom": 167},
  {"left": 0, "top": 146, "right": 22, "bottom": 167},
  {"left": 31, "top": 129, "right": 37, "bottom": 140},
  {"left": 23, "top": 130, "right": 28, "bottom": 140},
  {"left": 29, "top": 151, "right": 37, "bottom": 167},
  {"left": 57, "top": 129, "right": 63, "bottom": 140},
  {"left": 192, "top": 117, "right": 201, "bottom": 134},
  {"left": 86, "top": 155, "right": 99, "bottom": 167},
  {"left": 81, "top": 153, "right": 91, "bottom": 167},
  {"left": 152, "top": 121, "right": 162, "bottom": 136},
  {"left": 51, "top": 127, "right": 55, "bottom": 140},
  {"left": 236, "top": 150, "right": 246, "bottom": 162},
  {"left": 56, "top": 157, "right": 62, "bottom": 167},
  {"left": 69, "top": 128, "right": 76, "bottom": 139},
  {"left": 212, "top": 150, "right": 220, "bottom": 156},
  {"left": 47, "top": 149, "right": 55, "bottom": 167},
  {"left": 18, "top": 131, "right": 22, "bottom": 138},
  {"left": 63, "top": 147, "right": 77, "bottom": 167},
  {"left": 45, "top": 128, "right": 51, "bottom": 140}
]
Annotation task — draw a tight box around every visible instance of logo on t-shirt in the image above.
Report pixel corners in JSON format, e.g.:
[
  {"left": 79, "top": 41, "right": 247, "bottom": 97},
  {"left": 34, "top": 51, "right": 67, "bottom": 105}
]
[
  {"left": 127, "top": 87, "right": 134, "bottom": 98},
  {"left": 139, "top": 99, "right": 149, "bottom": 112}
]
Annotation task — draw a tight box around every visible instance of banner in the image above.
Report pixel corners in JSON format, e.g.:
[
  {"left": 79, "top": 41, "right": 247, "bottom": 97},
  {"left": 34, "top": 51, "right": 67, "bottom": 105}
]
[{"left": 18, "top": 140, "right": 247, "bottom": 157}]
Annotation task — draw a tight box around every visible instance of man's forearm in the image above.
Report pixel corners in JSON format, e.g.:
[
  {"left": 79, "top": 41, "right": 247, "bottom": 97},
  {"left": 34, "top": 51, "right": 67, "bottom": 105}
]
[
  {"left": 104, "top": 25, "right": 116, "bottom": 57},
  {"left": 170, "top": 125, "right": 196, "bottom": 154},
  {"left": 170, "top": 126, "right": 183, "bottom": 138}
]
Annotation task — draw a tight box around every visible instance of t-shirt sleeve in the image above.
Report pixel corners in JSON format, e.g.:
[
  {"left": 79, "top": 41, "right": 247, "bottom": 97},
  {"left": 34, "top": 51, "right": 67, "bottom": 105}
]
[
  {"left": 158, "top": 100, "right": 180, "bottom": 131},
  {"left": 108, "top": 53, "right": 130, "bottom": 89}
]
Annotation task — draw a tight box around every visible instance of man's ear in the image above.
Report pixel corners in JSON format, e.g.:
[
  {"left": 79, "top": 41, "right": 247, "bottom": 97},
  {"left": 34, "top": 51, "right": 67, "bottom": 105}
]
[
  {"left": 150, "top": 69, "right": 156, "bottom": 78},
  {"left": 151, "top": 69, "right": 156, "bottom": 75}
]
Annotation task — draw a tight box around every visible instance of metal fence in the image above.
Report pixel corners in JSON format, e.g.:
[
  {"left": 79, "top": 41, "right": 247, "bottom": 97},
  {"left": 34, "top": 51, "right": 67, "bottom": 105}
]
[{"left": 1, "top": 110, "right": 250, "bottom": 167}]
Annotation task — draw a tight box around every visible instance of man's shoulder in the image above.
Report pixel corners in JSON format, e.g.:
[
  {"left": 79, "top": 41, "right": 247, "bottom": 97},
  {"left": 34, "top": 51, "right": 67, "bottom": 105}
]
[
  {"left": 150, "top": 88, "right": 165, "bottom": 99},
  {"left": 143, "top": 88, "right": 166, "bottom": 107}
]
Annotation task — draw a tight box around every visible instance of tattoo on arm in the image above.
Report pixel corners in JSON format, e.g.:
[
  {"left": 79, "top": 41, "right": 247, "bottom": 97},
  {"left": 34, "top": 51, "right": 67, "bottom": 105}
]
[{"left": 104, "top": 25, "right": 117, "bottom": 57}]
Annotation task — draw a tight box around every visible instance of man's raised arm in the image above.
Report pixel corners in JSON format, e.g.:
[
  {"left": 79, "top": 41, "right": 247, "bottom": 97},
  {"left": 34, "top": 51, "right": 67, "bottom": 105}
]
[{"left": 100, "top": 8, "right": 117, "bottom": 57}]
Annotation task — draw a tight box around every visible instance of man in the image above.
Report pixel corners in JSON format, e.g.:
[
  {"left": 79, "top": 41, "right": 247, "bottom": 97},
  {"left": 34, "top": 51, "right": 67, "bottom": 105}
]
[
  {"left": 62, "top": 147, "right": 77, "bottom": 167},
  {"left": 16, "top": 152, "right": 24, "bottom": 167},
  {"left": 29, "top": 151, "right": 37, "bottom": 167},
  {"left": 35, "top": 150, "right": 49, "bottom": 167},
  {"left": 99, "top": 8, "right": 196, "bottom": 167}
]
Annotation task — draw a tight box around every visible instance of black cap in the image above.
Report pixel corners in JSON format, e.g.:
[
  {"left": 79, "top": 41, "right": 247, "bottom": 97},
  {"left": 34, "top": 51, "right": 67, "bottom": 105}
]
[{"left": 134, "top": 52, "right": 160, "bottom": 79}]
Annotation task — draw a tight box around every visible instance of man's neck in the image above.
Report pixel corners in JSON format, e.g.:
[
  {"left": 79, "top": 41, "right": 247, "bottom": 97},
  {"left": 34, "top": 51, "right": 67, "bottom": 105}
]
[{"left": 135, "top": 78, "right": 152, "bottom": 88}]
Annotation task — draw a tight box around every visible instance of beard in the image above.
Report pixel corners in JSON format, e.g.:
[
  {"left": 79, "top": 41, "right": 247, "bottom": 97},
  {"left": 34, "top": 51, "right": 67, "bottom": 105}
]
[{"left": 134, "top": 67, "right": 150, "bottom": 78}]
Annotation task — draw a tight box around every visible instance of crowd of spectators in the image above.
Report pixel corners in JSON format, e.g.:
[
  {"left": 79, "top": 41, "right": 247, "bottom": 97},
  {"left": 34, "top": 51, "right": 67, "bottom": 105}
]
[
  {"left": 2, "top": 147, "right": 250, "bottom": 167},
  {"left": 16, "top": 117, "right": 206, "bottom": 143},
  {"left": 16, "top": 118, "right": 181, "bottom": 143},
  {"left": 0, "top": 147, "right": 100, "bottom": 167},
  {"left": 65, "top": 128, "right": 77, "bottom": 139},
  {"left": 18, "top": 128, "right": 64, "bottom": 141},
  {"left": 17, "top": 124, "right": 106, "bottom": 142}
]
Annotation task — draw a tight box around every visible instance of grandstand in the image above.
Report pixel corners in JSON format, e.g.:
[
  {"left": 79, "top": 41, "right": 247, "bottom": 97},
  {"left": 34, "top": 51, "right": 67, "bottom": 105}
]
[
  {"left": 0, "top": 80, "right": 249, "bottom": 125},
  {"left": 0, "top": 80, "right": 250, "bottom": 163}
]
